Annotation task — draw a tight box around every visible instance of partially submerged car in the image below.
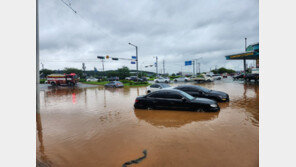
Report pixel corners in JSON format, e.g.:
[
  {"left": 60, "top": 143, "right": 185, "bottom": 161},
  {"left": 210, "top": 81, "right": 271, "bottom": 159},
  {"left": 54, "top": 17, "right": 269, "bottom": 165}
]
[
  {"left": 104, "top": 81, "right": 124, "bottom": 88},
  {"left": 86, "top": 77, "right": 98, "bottom": 82},
  {"left": 134, "top": 89, "right": 220, "bottom": 112},
  {"left": 174, "top": 85, "right": 229, "bottom": 102},
  {"left": 173, "top": 77, "right": 190, "bottom": 82},
  {"left": 154, "top": 77, "right": 170, "bottom": 83},
  {"left": 146, "top": 83, "right": 172, "bottom": 93}
]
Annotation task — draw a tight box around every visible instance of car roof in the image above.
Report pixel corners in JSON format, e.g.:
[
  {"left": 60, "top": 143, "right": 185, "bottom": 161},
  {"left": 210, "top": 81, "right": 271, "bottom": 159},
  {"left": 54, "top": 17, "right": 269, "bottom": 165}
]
[
  {"left": 152, "top": 83, "right": 170, "bottom": 86},
  {"left": 149, "top": 89, "right": 184, "bottom": 94},
  {"left": 175, "top": 85, "right": 198, "bottom": 88}
]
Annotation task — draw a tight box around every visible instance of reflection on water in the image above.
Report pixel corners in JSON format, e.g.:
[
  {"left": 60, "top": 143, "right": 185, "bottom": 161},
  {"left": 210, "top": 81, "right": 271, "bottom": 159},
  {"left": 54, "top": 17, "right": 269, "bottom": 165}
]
[
  {"left": 37, "top": 80, "right": 258, "bottom": 167},
  {"left": 134, "top": 109, "right": 219, "bottom": 128}
]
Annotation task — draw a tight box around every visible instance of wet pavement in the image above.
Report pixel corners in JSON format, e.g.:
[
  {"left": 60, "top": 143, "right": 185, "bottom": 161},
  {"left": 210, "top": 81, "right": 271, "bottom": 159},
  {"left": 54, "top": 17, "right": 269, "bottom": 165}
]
[{"left": 37, "top": 78, "right": 259, "bottom": 167}]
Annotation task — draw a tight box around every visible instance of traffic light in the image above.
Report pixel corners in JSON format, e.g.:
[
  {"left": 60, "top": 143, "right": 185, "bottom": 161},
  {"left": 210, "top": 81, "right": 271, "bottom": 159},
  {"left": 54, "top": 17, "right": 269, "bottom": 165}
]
[
  {"left": 112, "top": 58, "right": 119, "bottom": 60},
  {"left": 97, "top": 56, "right": 105, "bottom": 59},
  {"left": 106, "top": 55, "right": 110, "bottom": 59}
]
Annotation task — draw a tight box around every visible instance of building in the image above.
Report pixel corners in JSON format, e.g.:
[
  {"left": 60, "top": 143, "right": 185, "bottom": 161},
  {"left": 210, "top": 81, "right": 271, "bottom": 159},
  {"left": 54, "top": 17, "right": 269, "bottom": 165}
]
[{"left": 225, "top": 43, "right": 259, "bottom": 74}]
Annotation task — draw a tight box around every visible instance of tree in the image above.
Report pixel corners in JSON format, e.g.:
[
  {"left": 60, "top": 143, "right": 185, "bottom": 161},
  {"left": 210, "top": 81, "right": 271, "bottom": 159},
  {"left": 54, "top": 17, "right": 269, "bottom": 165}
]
[
  {"left": 63, "top": 68, "right": 83, "bottom": 77},
  {"left": 211, "top": 67, "right": 236, "bottom": 74},
  {"left": 117, "top": 66, "right": 130, "bottom": 79},
  {"left": 40, "top": 69, "right": 53, "bottom": 77}
]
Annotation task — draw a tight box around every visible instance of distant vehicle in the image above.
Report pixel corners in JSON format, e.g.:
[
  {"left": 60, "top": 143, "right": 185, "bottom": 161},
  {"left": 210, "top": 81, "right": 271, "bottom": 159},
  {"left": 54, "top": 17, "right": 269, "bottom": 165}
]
[
  {"left": 212, "top": 74, "right": 222, "bottom": 80},
  {"left": 174, "top": 85, "right": 229, "bottom": 102},
  {"left": 192, "top": 74, "right": 213, "bottom": 82},
  {"left": 251, "top": 68, "right": 259, "bottom": 74},
  {"left": 141, "top": 77, "right": 148, "bottom": 82},
  {"left": 125, "top": 77, "right": 131, "bottom": 80},
  {"left": 107, "top": 77, "right": 119, "bottom": 81},
  {"left": 222, "top": 73, "right": 228, "bottom": 78},
  {"left": 134, "top": 89, "right": 220, "bottom": 112},
  {"left": 130, "top": 76, "right": 144, "bottom": 82},
  {"left": 104, "top": 81, "right": 124, "bottom": 88},
  {"left": 173, "top": 77, "right": 190, "bottom": 82},
  {"left": 245, "top": 73, "right": 259, "bottom": 82},
  {"left": 86, "top": 77, "right": 98, "bottom": 82},
  {"left": 244, "top": 68, "right": 259, "bottom": 82},
  {"left": 233, "top": 74, "right": 245, "bottom": 80},
  {"left": 154, "top": 77, "right": 170, "bottom": 83},
  {"left": 146, "top": 83, "right": 172, "bottom": 93},
  {"left": 47, "top": 73, "right": 79, "bottom": 86}
]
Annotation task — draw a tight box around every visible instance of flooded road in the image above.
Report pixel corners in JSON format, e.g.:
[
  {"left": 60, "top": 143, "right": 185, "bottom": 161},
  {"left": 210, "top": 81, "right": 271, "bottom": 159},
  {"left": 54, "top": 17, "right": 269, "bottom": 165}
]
[{"left": 37, "top": 79, "right": 258, "bottom": 167}]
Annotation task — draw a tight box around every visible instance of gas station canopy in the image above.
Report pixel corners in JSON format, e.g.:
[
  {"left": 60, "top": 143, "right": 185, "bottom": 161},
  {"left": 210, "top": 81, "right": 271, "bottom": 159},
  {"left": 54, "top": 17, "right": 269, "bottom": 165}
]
[{"left": 225, "top": 43, "right": 259, "bottom": 60}]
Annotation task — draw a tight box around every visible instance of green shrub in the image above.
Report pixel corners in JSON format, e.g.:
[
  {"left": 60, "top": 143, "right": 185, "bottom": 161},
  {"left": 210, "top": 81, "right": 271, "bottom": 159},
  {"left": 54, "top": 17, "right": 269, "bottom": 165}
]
[{"left": 40, "top": 79, "right": 46, "bottom": 84}]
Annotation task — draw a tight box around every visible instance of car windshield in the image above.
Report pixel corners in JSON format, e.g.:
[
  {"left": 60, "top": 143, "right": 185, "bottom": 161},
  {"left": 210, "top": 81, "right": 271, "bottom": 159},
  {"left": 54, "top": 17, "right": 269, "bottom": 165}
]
[
  {"left": 160, "top": 84, "right": 171, "bottom": 88},
  {"left": 178, "top": 91, "right": 195, "bottom": 100},
  {"left": 196, "top": 86, "right": 211, "bottom": 93}
]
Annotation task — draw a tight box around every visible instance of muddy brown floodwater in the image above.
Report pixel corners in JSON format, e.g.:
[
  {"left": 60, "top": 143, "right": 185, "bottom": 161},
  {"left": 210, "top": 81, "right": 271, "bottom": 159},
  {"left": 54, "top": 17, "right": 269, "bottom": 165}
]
[{"left": 37, "top": 79, "right": 258, "bottom": 167}]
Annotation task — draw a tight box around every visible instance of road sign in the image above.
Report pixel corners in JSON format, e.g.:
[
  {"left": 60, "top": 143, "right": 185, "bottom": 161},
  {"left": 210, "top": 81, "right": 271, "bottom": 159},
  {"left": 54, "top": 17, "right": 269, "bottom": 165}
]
[
  {"left": 131, "top": 61, "right": 136, "bottom": 64},
  {"left": 97, "top": 56, "right": 105, "bottom": 59},
  {"left": 185, "top": 61, "right": 192, "bottom": 66},
  {"left": 132, "top": 56, "right": 137, "bottom": 59}
]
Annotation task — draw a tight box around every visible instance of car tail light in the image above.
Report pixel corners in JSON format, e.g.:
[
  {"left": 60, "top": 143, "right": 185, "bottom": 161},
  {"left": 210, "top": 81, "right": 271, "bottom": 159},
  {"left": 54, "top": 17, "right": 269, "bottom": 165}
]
[{"left": 135, "top": 99, "right": 139, "bottom": 103}]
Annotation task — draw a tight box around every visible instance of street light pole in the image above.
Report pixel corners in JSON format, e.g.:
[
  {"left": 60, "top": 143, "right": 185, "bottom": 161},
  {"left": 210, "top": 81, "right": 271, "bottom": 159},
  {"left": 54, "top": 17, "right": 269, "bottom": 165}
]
[
  {"left": 128, "top": 43, "right": 138, "bottom": 78},
  {"left": 244, "top": 38, "right": 247, "bottom": 77},
  {"left": 36, "top": 0, "right": 40, "bottom": 113}
]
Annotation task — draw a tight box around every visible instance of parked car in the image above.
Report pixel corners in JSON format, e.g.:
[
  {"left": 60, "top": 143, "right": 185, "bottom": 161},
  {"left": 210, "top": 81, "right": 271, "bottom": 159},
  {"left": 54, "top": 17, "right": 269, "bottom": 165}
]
[
  {"left": 192, "top": 74, "right": 213, "bottom": 82},
  {"left": 86, "top": 77, "right": 98, "bottom": 82},
  {"left": 173, "top": 77, "right": 190, "bottom": 82},
  {"left": 222, "top": 73, "right": 228, "bottom": 78},
  {"left": 141, "top": 77, "right": 148, "bottom": 82},
  {"left": 146, "top": 83, "right": 172, "bottom": 93},
  {"left": 104, "top": 81, "right": 124, "bottom": 88},
  {"left": 107, "top": 77, "right": 119, "bottom": 81},
  {"left": 154, "top": 77, "right": 170, "bottom": 83},
  {"left": 174, "top": 85, "right": 229, "bottom": 102},
  {"left": 129, "top": 76, "right": 144, "bottom": 82},
  {"left": 134, "top": 89, "right": 220, "bottom": 112},
  {"left": 212, "top": 74, "right": 222, "bottom": 80},
  {"left": 125, "top": 77, "right": 131, "bottom": 80},
  {"left": 233, "top": 74, "right": 245, "bottom": 80},
  {"left": 245, "top": 73, "right": 259, "bottom": 82}
]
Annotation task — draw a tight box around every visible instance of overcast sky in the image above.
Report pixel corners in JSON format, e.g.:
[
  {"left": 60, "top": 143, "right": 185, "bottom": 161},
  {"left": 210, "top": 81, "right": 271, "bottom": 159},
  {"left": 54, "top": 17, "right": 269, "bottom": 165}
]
[{"left": 40, "top": 0, "right": 258, "bottom": 74}]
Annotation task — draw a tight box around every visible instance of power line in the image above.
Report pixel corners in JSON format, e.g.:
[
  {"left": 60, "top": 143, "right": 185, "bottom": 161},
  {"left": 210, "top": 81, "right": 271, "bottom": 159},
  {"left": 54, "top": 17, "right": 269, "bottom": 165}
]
[{"left": 59, "top": 0, "right": 77, "bottom": 14}]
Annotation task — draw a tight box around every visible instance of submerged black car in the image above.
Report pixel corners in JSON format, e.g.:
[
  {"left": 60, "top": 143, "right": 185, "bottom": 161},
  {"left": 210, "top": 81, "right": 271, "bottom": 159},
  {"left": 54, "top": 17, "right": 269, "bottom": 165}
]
[
  {"left": 134, "top": 89, "right": 220, "bottom": 112},
  {"left": 174, "top": 85, "right": 229, "bottom": 102}
]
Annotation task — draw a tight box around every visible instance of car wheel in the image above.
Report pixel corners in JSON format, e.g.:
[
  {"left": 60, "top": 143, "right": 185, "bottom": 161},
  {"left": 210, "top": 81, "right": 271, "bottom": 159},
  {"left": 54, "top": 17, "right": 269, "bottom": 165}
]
[
  {"left": 147, "top": 90, "right": 151, "bottom": 94},
  {"left": 156, "top": 81, "right": 159, "bottom": 83},
  {"left": 165, "top": 81, "right": 168, "bottom": 83},
  {"left": 174, "top": 80, "right": 177, "bottom": 82},
  {"left": 185, "top": 79, "right": 188, "bottom": 82}
]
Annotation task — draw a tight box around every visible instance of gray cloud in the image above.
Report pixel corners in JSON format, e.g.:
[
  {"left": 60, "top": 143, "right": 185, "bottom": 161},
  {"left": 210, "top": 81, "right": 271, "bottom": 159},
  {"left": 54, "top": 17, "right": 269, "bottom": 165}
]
[{"left": 40, "top": 0, "right": 258, "bottom": 73}]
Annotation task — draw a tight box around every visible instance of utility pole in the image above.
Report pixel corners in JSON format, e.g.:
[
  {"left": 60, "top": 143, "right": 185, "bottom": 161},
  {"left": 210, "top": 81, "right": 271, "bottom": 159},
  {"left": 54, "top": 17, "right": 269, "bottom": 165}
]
[
  {"left": 198, "top": 62, "right": 200, "bottom": 74},
  {"left": 156, "top": 56, "right": 158, "bottom": 75},
  {"left": 128, "top": 43, "right": 139, "bottom": 78},
  {"left": 244, "top": 38, "right": 247, "bottom": 76},
  {"left": 36, "top": 0, "right": 40, "bottom": 113},
  {"left": 82, "top": 63, "right": 86, "bottom": 76},
  {"left": 163, "top": 60, "right": 165, "bottom": 74},
  {"left": 192, "top": 60, "right": 195, "bottom": 76}
]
